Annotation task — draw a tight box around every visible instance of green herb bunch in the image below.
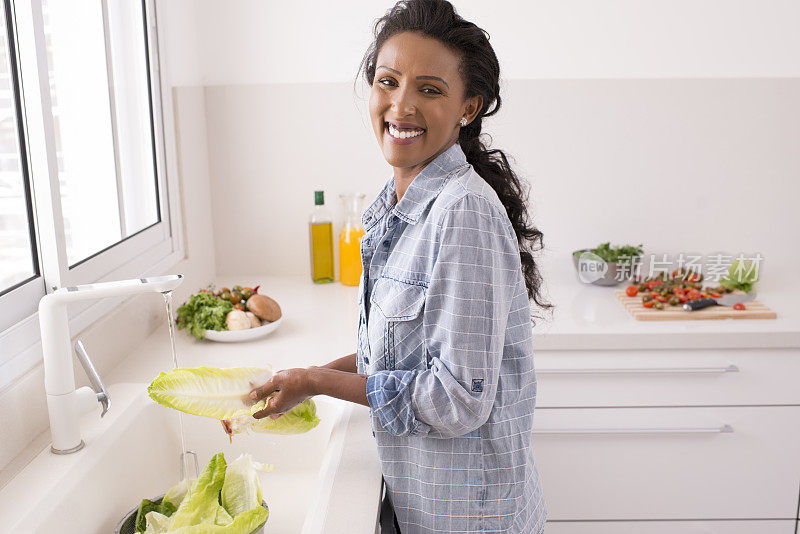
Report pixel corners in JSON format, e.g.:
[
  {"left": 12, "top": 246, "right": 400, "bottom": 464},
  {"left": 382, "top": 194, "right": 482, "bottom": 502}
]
[
  {"left": 574, "top": 242, "right": 644, "bottom": 264},
  {"left": 176, "top": 290, "right": 234, "bottom": 340}
]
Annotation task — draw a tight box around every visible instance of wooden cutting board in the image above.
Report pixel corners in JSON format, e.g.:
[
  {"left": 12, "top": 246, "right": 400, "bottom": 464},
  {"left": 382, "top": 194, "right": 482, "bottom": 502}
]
[{"left": 614, "top": 289, "right": 777, "bottom": 321}]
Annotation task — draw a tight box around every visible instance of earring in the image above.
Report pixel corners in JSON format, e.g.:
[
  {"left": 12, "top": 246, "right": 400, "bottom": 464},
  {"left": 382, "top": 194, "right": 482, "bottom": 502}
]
[{"left": 459, "top": 118, "right": 467, "bottom": 127}]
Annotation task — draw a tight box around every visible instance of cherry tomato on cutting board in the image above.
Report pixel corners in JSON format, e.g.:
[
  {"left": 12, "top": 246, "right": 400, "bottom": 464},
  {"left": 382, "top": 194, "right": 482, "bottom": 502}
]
[
  {"left": 643, "top": 300, "right": 655, "bottom": 308},
  {"left": 626, "top": 285, "right": 638, "bottom": 297},
  {"left": 733, "top": 302, "right": 746, "bottom": 310}
]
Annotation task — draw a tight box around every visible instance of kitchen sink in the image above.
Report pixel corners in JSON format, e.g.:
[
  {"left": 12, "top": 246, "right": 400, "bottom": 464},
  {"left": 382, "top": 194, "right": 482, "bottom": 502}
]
[{"left": 0, "top": 382, "right": 350, "bottom": 533}]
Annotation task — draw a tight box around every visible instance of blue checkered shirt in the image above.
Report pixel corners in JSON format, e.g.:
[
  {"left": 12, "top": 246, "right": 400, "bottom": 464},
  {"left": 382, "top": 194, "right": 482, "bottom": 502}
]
[{"left": 356, "top": 142, "right": 546, "bottom": 533}]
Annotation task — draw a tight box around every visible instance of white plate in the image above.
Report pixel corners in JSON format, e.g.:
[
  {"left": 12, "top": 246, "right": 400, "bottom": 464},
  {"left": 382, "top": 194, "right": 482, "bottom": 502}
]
[{"left": 204, "top": 316, "right": 283, "bottom": 342}]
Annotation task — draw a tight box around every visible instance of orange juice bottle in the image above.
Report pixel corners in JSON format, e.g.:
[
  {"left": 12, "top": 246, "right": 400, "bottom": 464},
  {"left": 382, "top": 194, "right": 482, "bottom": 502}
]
[{"left": 338, "top": 193, "right": 366, "bottom": 286}]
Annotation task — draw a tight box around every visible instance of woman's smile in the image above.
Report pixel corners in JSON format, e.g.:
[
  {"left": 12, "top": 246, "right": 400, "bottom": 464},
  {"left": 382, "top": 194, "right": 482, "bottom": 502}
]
[{"left": 384, "top": 121, "right": 426, "bottom": 145}]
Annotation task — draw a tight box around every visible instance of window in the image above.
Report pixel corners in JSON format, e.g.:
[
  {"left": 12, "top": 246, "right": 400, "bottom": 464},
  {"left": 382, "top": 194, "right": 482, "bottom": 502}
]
[
  {"left": 0, "top": 0, "right": 181, "bottom": 388},
  {"left": 0, "top": 0, "right": 37, "bottom": 296},
  {"left": 44, "top": 0, "right": 161, "bottom": 266}
]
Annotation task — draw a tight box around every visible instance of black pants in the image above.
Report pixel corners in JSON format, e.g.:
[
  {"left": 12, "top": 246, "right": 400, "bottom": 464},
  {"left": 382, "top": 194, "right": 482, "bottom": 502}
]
[{"left": 379, "top": 481, "right": 402, "bottom": 533}]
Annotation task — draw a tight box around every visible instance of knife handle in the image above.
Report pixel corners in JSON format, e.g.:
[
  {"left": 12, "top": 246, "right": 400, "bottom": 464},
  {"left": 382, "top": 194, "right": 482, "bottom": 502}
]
[{"left": 683, "top": 298, "right": 717, "bottom": 311}]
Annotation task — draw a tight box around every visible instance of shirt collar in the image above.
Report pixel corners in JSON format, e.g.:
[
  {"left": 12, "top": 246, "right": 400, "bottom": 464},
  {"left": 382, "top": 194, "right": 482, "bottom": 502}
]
[{"left": 361, "top": 142, "right": 469, "bottom": 231}]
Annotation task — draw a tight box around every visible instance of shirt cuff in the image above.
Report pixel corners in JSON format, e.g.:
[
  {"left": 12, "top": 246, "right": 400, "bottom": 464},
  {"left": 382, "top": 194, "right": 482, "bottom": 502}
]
[{"left": 366, "top": 370, "right": 431, "bottom": 437}]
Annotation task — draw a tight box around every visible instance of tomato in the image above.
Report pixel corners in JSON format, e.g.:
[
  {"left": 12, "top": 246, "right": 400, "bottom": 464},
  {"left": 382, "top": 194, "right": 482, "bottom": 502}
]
[
  {"left": 709, "top": 292, "right": 721, "bottom": 298},
  {"left": 678, "top": 296, "right": 689, "bottom": 303},
  {"left": 733, "top": 302, "right": 745, "bottom": 311},
  {"left": 643, "top": 300, "right": 655, "bottom": 308},
  {"left": 626, "top": 285, "right": 639, "bottom": 297},
  {"left": 654, "top": 295, "right": 668, "bottom": 303}
]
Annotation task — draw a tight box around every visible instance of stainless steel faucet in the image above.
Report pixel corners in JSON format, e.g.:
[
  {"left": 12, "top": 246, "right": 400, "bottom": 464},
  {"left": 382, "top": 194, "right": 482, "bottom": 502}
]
[{"left": 38, "top": 274, "right": 183, "bottom": 454}]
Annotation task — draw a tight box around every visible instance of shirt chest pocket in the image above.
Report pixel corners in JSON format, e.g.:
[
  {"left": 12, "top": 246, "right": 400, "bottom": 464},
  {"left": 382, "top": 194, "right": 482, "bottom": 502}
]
[{"left": 367, "top": 277, "right": 428, "bottom": 373}]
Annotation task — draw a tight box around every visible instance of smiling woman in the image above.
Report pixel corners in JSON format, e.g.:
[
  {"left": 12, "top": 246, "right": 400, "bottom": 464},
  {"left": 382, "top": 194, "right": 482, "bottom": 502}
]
[{"left": 249, "top": 2, "right": 550, "bottom": 533}]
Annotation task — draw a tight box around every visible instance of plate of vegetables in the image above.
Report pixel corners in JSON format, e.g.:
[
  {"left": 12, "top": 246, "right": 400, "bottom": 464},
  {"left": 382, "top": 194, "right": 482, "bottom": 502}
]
[
  {"left": 625, "top": 266, "right": 744, "bottom": 310},
  {"left": 175, "top": 284, "right": 283, "bottom": 342}
]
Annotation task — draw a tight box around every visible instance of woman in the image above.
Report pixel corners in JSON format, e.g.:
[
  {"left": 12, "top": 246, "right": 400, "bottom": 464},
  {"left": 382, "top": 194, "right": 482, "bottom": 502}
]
[{"left": 249, "top": 1, "right": 551, "bottom": 532}]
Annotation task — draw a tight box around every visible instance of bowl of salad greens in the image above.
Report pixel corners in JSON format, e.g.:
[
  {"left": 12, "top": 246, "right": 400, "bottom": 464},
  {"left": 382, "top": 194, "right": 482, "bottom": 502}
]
[
  {"left": 115, "top": 452, "right": 272, "bottom": 534},
  {"left": 572, "top": 242, "right": 644, "bottom": 286}
]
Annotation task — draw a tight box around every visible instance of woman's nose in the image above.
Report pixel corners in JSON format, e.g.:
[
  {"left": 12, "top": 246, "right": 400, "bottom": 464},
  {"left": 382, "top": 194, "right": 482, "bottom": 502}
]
[{"left": 390, "top": 84, "right": 417, "bottom": 115}]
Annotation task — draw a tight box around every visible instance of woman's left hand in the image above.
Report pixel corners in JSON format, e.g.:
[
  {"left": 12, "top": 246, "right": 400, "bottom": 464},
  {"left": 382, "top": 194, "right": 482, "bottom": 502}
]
[{"left": 249, "top": 368, "right": 313, "bottom": 420}]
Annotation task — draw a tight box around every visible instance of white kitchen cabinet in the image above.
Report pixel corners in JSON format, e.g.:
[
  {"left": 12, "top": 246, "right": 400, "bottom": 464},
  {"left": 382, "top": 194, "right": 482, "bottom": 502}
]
[
  {"left": 535, "top": 348, "right": 800, "bottom": 407},
  {"left": 544, "top": 520, "right": 795, "bottom": 533},
  {"left": 532, "top": 406, "right": 800, "bottom": 520}
]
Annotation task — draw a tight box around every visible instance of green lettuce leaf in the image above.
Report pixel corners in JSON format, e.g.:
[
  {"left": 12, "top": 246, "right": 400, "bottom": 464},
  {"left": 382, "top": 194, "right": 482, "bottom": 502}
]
[
  {"left": 147, "top": 367, "right": 273, "bottom": 420},
  {"left": 223, "top": 398, "right": 320, "bottom": 436},
  {"left": 164, "top": 506, "right": 268, "bottom": 533},
  {"left": 221, "top": 454, "right": 275, "bottom": 517},
  {"left": 719, "top": 259, "right": 759, "bottom": 293},
  {"left": 169, "top": 452, "right": 227, "bottom": 528},
  {"left": 214, "top": 505, "right": 233, "bottom": 526},
  {"left": 143, "top": 511, "right": 171, "bottom": 533},
  {"left": 162, "top": 478, "right": 190, "bottom": 513},
  {"left": 136, "top": 499, "right": 162, "bottom": 532}
]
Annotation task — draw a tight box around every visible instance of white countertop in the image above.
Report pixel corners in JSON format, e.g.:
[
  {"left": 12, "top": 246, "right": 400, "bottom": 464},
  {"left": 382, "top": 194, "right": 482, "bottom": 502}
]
[{"left": 531, "top": 257, "right": 800, "bottom": 350}]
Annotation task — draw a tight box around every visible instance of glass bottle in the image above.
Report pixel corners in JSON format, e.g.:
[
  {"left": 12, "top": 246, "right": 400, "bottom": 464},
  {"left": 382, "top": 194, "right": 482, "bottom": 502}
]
[
  {"left": 309, "top": 190, "right": 334, "bottom": 283},
  {"left": 338, "top": 193, "right": 366, "bottom": 286}
]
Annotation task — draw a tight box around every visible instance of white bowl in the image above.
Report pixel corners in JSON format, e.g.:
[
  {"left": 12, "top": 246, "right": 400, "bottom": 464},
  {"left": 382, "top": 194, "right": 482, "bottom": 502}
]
[{"left": 204, "top": 316, "right": 283, "bottom": 342}]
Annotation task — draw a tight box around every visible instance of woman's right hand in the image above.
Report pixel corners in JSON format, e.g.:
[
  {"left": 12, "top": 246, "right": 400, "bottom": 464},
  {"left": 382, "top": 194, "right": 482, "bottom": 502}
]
[{"left": 249, "top": 368, "right": 314, "bottom": 420}]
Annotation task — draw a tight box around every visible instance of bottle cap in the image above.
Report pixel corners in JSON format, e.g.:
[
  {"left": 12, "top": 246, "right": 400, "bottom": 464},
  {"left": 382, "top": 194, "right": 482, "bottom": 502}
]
[{"left": 314, "top": 190, "right": 325, "bottom": 206}]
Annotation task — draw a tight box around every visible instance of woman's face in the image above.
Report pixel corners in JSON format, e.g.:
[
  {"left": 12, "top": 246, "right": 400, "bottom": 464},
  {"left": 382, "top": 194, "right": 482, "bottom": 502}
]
[{"left": 369, "top": 31, "right": 481, "bottom": 176}]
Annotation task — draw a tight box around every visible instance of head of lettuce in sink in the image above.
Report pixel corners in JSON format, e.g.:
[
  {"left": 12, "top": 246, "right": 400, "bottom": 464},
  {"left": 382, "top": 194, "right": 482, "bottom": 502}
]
[
  {"left": 147, "top": 366, "right": 320, "bottom": 440},
  {"left": 132, "top": 451, "right": 273, "bottom": 533}
]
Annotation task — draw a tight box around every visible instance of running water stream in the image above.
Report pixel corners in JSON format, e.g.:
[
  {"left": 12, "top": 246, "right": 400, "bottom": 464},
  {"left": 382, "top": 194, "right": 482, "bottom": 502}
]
[{"left": 163, "top": 291, "right": 194, "bottom": 481}]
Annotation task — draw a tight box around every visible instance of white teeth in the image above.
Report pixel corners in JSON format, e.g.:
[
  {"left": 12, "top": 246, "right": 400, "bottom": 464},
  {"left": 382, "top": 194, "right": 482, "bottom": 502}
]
[{"left": 387, "top": 124, "right": 424, "bottom": 139}]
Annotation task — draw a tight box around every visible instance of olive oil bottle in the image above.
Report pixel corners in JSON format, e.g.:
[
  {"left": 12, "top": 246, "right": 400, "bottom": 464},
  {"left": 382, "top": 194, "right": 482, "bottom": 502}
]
[{"left": 309, "top": 190, "right": 334, "bottom": 283}]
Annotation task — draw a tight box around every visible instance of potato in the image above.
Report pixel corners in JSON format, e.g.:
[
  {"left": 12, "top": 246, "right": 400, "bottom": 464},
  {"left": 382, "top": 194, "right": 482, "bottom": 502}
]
[
  {"left": 245, "top": 311, "right": 261, "bottom": 328},
  {"left": 225, "top": 309, "right": 250, "bottom": 330},
  {"left": 247, "top": 294, "right": 281, "bottom": 322}
]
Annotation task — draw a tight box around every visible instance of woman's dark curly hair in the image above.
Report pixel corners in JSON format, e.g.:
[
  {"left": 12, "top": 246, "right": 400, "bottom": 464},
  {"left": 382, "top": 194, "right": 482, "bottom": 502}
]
[{"left": 356, "top": 0, "right": 552, "bottom": 316}]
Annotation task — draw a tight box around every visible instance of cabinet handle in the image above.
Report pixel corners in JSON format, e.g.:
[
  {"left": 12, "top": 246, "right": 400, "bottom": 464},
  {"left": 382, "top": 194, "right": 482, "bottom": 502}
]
[
  {"left": 534, "top": 424, "right": 734, "bottom": 435},
  {"left": 537, "top": 365, "right": 739, "bottom": 375}
]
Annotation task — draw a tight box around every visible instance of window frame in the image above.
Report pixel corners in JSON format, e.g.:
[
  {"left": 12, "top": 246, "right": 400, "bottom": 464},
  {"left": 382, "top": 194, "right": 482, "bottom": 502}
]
[{"left": 0, "top": 0, "right": 184, "bottom": 391}]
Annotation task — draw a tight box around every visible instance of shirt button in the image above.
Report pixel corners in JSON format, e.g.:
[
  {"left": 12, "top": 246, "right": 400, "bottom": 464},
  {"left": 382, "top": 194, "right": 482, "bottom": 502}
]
[{"left": 382, "top": 241, "right": 389, "bottom": 248}]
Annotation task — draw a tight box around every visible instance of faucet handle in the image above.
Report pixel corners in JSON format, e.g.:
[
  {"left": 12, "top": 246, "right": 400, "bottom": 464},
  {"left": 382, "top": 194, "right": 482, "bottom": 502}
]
[{"left": 74, "top": 340, "right": 111, "bottom": 417}]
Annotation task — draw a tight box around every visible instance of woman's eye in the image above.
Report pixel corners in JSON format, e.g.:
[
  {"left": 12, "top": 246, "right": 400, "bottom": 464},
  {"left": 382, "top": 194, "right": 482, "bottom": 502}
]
[{"left": 377, "top": 79, "right": 441, "bottom": 95}]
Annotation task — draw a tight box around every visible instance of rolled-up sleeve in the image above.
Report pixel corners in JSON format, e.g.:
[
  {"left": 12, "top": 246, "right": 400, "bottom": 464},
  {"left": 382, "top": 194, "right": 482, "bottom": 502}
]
[{"left": 366, "top": 194, "right": 520, "bottom": 438}]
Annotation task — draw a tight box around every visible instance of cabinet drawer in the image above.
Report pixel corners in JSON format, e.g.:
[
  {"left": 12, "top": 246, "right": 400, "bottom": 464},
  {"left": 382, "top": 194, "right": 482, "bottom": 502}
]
[
  {"left": 532, "top": 406, "right": 800, "bottom": 520},
  {"left": 545, "top": 520, "right": 795, "bottom": 533},
  {"left": 535, "top": 348, "right": 800, "bottom": 407}
]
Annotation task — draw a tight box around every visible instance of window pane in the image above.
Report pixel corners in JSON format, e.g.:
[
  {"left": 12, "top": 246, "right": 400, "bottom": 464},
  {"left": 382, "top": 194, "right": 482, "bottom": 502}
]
[
  {"left": 42, "top": 0, "right": 159, "bottom": 267},
  {"left": 0, "top": 1, "right": 38, "bottom": 293}
]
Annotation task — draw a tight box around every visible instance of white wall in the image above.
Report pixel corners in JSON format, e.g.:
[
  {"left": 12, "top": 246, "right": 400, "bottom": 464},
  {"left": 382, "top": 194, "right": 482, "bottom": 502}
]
[
  {"left": 187, "top": 0, "right": 800, "bottom": 83},
  {"left": 204, "top": 79, "right": 800, "bottom": 291}
]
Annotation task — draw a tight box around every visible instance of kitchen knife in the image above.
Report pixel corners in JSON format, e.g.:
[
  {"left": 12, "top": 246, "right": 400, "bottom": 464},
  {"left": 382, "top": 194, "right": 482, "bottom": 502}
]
[{"left": 682, "top": 292, "right": 756, "bottom": 311}]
